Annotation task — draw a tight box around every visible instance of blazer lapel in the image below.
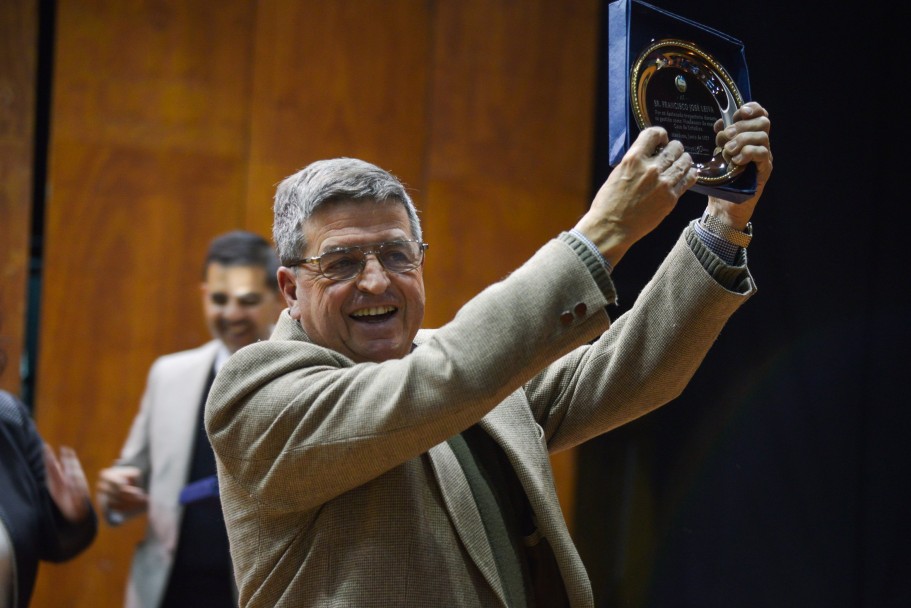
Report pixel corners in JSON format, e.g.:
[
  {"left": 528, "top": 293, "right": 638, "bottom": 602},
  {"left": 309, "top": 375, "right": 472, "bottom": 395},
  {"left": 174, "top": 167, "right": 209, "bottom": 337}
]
[
  {"left": 478, "top": 392, "right": 553, "bottom": 501},
  {"left": 427, "top": 442, "right": 509, "bottom": 606},
  {"left": 480, "top": 394, "right": 588, "bottom": 604},
  {"left": 155, "top": 342, "right": 219, "bottom": 505}
]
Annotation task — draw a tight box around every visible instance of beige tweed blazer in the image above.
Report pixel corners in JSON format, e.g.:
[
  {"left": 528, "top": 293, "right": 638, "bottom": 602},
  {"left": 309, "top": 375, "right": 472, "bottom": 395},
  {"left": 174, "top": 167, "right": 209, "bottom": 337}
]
[{"left": 206, "top": 229, "right": 755, "bottom": 607}]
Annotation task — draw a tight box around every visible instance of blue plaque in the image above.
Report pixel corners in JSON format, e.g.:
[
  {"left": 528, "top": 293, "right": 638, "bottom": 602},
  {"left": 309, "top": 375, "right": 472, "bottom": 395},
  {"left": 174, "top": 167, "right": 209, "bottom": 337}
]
[{"left": 608, "top": 0, "right": 756, "bottom": 202}]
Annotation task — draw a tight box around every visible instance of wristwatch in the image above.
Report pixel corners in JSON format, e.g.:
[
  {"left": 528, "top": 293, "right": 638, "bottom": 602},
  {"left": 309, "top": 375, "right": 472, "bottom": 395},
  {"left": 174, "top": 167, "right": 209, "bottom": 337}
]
[{"left": 700, "top": 213, "right": 753, "bottom": 248}]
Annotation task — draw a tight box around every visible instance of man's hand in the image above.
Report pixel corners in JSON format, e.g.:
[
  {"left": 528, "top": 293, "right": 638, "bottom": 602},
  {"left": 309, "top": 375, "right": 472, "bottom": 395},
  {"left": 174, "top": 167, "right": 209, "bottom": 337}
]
[
  {"left": 705, "top": 101, "right": 773, "bottom": 229},
  {"left": 43, "top": 444, "right": 92, "bottom": 523},
  {"left": 575, "top": 126, "right": 698, "bottom": 267},
  {"left": 96, "top": 465, "right": 148, "bottom": 518}
]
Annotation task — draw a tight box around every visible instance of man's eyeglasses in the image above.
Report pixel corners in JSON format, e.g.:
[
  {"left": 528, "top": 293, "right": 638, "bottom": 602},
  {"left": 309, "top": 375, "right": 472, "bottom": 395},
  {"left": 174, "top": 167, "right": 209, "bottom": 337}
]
[{"left": 289, "top": 239, "right": 429, "bottom": 282}]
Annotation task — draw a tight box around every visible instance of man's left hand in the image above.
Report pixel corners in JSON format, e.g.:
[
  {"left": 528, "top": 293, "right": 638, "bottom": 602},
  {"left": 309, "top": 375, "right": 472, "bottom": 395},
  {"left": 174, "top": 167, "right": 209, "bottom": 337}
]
[{"left": 705, "top": 101, "right": 773, "bottom": 229}]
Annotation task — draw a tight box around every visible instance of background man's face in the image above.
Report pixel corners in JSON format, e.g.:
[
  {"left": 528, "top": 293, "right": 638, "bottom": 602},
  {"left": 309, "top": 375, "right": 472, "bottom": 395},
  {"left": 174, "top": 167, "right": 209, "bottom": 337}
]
[
  {"left": 201, "top": 264, "right": 282, "bottom": 353},
  {"left": 281, "top": 199, "right": 426, "bottom": 363}
]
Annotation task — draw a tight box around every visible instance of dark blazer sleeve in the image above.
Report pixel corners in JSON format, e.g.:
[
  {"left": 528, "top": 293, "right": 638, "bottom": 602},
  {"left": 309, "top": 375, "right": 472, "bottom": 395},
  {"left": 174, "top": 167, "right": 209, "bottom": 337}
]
[
  {"left": 9, "top": 392, "right": 97, "bottom": 562},
  {"left": 39, "top": 491, "right": 98, "bottom": 563}
]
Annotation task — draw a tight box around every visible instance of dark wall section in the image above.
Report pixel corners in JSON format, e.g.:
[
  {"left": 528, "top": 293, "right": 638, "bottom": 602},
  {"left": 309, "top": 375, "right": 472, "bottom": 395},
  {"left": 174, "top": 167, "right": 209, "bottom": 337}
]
[{"left": 577, "top": 1, "right": 907, "bottom": 606}]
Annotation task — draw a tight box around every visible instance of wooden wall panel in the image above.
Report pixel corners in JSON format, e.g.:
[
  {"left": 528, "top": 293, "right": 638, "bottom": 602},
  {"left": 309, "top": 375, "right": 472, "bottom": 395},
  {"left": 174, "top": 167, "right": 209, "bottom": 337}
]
[
  {"left": 31, "top": 1, "right": 258, "bottom": 606},
  {"left": 243, "top": 0, "right": 434, "bottom": 235},
  {"left": 422, "top": 0, "right": 601, "bottom": 525},
  {"left": 0, "top": 0, "right": 36, "bottom": 393},
  {"left": 422, "top": 1, "right": 600, "bottom": 326}
]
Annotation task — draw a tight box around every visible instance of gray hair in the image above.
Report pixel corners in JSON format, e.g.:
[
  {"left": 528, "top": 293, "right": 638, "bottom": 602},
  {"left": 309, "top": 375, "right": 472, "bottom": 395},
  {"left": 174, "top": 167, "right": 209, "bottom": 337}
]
[{"left": 272, "top": 158, "right": 422, "bottom": 265}]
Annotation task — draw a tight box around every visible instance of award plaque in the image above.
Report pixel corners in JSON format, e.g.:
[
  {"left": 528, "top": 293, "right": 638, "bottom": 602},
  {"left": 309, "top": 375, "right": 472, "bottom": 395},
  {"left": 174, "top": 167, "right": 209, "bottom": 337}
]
[
  {"left": 630, "top": 38, "right": 745, "bottom": 186},
  {"left": 607, "top": 0, "right": 756, "bottom": 202}
]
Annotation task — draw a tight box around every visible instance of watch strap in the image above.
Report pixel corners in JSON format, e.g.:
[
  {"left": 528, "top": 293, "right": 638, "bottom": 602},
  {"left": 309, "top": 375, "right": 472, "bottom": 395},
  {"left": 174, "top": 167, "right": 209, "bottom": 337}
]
[{"left": 699, "top": 213, "right": 753, "bottom": 248}]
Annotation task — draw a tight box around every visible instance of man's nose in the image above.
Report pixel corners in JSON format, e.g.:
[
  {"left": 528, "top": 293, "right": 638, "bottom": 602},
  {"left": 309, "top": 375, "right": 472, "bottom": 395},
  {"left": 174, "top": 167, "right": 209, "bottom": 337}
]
[
  {"left": 222, "top": 298, "right": 245, "bottom": 320},
  {"left": 356, "top": 255, "right": 390, "bottom": 293}
]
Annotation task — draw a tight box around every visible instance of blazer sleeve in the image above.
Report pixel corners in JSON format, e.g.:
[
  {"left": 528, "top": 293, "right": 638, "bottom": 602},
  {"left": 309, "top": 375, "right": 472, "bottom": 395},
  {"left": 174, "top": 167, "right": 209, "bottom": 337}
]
[
  {"left": 101, "top": 359, "right": 161, "bottom": 524},
  {"left": 114, "top": 358, "right": 164, "bottom": 478},
  {"left": 207, "top": 238, "right": 614, "bottom": 512},
  {"left": 14, "top": 395, "right": 98, "bottom": 562},
  {"left": 524, "top": 224, "right": 757, "bottom": 452}
]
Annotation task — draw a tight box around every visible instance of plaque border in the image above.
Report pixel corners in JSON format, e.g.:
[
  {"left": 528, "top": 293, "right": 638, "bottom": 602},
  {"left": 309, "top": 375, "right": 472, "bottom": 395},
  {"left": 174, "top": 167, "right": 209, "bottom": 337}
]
[
  {"left": 607, "top": 0, "right": 756, "bottom": 203},
  {"left": 630, "top": 38, "right": 746, "bottom": 186}
]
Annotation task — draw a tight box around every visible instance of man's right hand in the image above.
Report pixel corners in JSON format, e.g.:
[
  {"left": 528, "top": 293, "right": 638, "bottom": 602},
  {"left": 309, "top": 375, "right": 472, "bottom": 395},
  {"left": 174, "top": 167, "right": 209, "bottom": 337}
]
[
  {"left": 574, "top": 126, "right": 698, "bottom": 268},
  {"left": 96, "top": 465, "right": 148, "bottom": 519}
]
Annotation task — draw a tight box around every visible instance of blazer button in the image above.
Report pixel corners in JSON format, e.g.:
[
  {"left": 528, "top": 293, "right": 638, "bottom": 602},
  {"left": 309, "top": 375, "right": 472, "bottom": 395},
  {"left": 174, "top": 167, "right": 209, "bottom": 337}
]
[
  {"left": 560, "top": 311, "right": 574, "bottom": 326},
  {"left": 574, "top": 302, "right": 587, "bottom": 317}
]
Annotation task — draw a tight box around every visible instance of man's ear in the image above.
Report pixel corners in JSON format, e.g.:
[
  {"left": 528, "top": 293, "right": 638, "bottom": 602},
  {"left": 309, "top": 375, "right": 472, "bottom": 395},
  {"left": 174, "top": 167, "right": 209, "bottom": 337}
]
[{"left": 277, "top": 267, "right": 300, "bottom": 317}]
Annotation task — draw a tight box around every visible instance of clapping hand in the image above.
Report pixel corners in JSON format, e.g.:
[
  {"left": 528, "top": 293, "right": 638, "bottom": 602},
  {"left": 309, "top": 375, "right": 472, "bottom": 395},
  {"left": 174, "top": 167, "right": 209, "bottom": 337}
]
[{"left": 43, "top": 444, "right": 91, "bottom": 522}]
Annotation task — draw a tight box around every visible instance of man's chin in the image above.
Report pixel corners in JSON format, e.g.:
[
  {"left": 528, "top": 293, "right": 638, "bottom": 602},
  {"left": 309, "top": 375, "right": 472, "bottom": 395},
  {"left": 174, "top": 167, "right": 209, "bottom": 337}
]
[{"left": 350, "top": 341, "right": 409, "bottom": 364}]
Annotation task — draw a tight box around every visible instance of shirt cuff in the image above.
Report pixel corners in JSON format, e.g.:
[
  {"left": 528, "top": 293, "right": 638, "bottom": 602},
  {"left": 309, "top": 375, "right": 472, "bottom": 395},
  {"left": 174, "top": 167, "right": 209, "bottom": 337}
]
[
  {"left": 693, "top": 219, "right": 740, "bottom": 265},
  {"left": 568, "top": 228, "right": 613, "bottom": 275},
  {"left": 685, "top": 221, "right": 751, "bottom": 293}
]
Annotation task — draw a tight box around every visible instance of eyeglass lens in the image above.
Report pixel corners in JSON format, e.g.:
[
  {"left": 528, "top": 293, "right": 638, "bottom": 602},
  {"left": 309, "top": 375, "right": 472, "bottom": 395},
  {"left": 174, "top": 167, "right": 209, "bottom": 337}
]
[{"left": 320, "top": 241, "right": 424, "bottom": 280}]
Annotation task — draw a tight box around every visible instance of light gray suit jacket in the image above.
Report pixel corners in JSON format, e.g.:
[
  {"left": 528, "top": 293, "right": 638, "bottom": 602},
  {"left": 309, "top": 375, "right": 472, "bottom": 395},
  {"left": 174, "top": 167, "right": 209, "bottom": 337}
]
[
  {"left": 206, "top": 229, "right": 755, "bottom": 607},
  {"left": 110, "top": 340, "right": 221, "bottom": 608}
]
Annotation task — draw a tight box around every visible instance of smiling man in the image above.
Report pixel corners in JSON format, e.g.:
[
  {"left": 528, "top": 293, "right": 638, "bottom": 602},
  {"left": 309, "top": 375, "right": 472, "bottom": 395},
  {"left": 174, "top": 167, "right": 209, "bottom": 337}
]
[
  {"left": 281, "top": 199, "right": 426, "bottom": 363},
  {"left": 97, "top": 231, "right": 283, "bottom": 608},
  {"left": 207, "top": 103, "right": 772, "bottom": 607}
]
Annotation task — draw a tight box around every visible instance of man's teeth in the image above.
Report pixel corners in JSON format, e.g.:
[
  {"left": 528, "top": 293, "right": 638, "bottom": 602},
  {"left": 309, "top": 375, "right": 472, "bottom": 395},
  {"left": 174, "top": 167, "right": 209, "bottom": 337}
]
[{"left": 351, "top": 306, "right": 396, "bottom": 318}]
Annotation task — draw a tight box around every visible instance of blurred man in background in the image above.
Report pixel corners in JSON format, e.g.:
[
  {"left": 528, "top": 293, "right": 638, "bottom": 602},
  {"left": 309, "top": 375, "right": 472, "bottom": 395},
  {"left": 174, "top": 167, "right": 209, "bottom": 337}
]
[{"left": 97, "top": 231, "right": 283, "bottom": 608}]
